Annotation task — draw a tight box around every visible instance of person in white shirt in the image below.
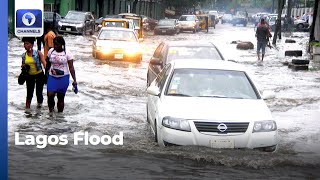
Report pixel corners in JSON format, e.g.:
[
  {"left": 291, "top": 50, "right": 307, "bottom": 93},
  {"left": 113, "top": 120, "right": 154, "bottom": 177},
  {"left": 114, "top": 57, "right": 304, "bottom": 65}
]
[{"left": 46, "top": 36, "right": 77, "bottom": 113}]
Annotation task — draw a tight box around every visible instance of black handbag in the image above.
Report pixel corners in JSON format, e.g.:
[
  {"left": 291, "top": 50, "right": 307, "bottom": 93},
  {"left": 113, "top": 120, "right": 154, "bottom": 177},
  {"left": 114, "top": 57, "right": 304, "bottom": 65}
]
[{"left": 18, "top": 65, "right": 30, "bottom": 85}]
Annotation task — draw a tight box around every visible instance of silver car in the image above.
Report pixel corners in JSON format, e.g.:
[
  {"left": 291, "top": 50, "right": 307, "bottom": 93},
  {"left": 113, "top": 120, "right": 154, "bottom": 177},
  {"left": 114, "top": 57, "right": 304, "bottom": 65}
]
[
  {"left": 178, "top": 15, "right": 200, "bottom": 33},
  {"left": 58, "top": 11, "right": 95, "bottom": 35}
]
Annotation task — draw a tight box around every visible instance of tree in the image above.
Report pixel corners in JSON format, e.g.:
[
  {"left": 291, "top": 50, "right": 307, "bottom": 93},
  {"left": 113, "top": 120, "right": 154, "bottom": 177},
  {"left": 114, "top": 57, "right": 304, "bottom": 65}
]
[
  {"left": 272, "top": 0, "right": 285, "bottom": 45},
  {"left": 132, "top": 0, "right": 138, "bottom": 14},
  {"left": 309, "top": 0, "right": 319, "bottom": 42}
]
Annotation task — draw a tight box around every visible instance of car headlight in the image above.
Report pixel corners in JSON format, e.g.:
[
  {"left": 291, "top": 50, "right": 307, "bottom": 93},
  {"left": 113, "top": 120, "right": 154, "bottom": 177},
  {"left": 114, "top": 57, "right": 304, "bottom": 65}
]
[
  {"left": 162, "top": 116, "right": 191, "bottom": 132},
  {"left": 252, "top": 120, "right": 277, "bottom": 132},
  {"left": 58, "top": 21, "right": 62, "bottom": 26},
  {"left": 126, "top": 46, "right": 140, "bottom": 54},
  {"left": 97, "top": 46, "right": 111, "bottom": 53}
]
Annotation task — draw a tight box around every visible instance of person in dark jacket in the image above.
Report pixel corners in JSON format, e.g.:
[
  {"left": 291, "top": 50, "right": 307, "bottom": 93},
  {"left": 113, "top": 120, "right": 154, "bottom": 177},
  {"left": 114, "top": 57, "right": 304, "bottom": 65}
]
[{"left": 255, "top": 18, "right": 269, "bottom": 61}]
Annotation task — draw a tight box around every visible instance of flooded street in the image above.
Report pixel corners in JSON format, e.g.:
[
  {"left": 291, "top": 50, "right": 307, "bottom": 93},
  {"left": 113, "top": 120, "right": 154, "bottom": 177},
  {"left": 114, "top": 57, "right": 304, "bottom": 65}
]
[{"left": 8, "top": 23, "right": 320, "bottom": 179}]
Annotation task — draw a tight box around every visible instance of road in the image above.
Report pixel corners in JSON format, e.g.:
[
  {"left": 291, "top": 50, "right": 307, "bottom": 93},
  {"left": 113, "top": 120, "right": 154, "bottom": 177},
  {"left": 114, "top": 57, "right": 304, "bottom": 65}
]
[{"left": 8, "top": 23, "right": 320, "bottom": 179}]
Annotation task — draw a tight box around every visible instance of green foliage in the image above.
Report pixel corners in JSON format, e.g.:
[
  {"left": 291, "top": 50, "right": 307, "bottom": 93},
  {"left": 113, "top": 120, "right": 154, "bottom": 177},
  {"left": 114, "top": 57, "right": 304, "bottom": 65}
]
[{"left": 310, "top": 41, "right": 320, "bottom": 47}]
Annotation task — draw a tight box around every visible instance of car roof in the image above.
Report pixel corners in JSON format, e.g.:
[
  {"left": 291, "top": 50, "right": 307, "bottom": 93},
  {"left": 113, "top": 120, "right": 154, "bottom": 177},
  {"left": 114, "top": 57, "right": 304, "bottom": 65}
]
[
  {"left": 118, "top": 13, "right": 139, "bottom": 17},
  {"left": 68, "top": 10, "right": 91, "bottom": 14},
  {"left": 164, "top": 41, "right": 216, "bottom": 47},
  {"left": 103, "top": 18, "right": 132, "bottom": 22},
  {"left": 100, "top": 27, "right": 135, "bottom": 32},
  {"left": 170, "top": 59, "right": 245, "bottom": 72}
]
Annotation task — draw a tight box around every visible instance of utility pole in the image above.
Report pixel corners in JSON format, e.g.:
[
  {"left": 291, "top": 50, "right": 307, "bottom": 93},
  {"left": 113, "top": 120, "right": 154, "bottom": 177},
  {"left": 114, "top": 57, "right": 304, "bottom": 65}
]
[
  {"left": 273, "top": 0, "right": 285, "bottom": 44},
  {"left": 53, "top": 0, "right": 57, "bottom": 32},
  {"left": 272, "top": 0, "right": 275, "bottom": 13},
  {"left": 309, "top": 0, "right": 319, "bottom": 42}
]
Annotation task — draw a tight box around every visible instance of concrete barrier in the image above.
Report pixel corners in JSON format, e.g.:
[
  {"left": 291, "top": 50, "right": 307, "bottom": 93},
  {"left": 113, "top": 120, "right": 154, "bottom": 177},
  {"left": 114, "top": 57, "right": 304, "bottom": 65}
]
[
  {"left": 288, "top": 63, "right": 309, "bottom": 70},
  {"left": 285, "top": 39, "right": 296, "bottom": 43},
  {"left": 285, "top": 50, "right": 303, "bottom": 57},
  {"left": 291, "top": 59, "right": 310, "bottom": 65}
]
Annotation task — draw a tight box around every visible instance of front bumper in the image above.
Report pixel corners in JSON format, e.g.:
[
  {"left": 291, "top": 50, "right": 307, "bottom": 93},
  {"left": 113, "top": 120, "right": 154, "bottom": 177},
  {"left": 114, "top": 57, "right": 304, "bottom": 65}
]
[
  {"left": 58, "top": 25, "right": 84, "bottom": 34},
  {"left": 154, "top": 28, "right": 176, "bottom": 35},
  {"left": 94, "top": 49, "right": 142, "bottom": 61},
  {"left": 180, "top": 25, "right": 196, "bottom": 31},
  {"left": 159, "top": 121, "right": 278, "bottom": 149}
]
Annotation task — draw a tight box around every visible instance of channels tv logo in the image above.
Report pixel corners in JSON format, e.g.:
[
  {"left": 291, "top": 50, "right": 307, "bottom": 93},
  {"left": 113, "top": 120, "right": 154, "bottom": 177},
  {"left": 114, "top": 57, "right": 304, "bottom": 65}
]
[{"left": 15, "top": 9, "right": 43, "bottom": 36}]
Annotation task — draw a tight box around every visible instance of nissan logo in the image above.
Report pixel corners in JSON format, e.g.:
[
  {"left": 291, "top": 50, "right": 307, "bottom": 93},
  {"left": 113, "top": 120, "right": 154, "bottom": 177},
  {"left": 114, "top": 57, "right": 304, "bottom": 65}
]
[{"left": 217, "top": 123, "right": 227, "bottom": 132}]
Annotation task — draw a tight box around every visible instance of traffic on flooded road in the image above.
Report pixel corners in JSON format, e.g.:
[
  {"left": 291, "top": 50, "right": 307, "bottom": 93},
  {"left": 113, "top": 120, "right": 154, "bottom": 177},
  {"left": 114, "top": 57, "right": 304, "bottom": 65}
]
[{"left": 8, "top": 18, "right": 320, "bottom": 179}]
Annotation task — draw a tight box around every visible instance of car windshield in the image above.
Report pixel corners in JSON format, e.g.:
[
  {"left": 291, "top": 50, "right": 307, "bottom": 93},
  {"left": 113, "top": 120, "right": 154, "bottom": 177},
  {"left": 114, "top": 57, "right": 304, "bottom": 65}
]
[
  {"left": 132, "top": 19, "right": 140, "bottom": 29},
  {"left": 98, "top": 30, "right": 137, "bottom": 41},
  {"left": 103, "top": 21, "right": 125, "bottom": 28},
  {"left": 65, "top": 12, "right": 85, "bottom": 21},
  {"left": 167, "top": 46, "right": 223, "bottom": 62},
  {"left": 166, "top": 69, "right": 258, "bottom": 99},
  {"left": 179, "top": 16, "right": 196, "bottom": 21},
  {"left": 158, "top": 20, "right": 175, "bottom": 26}
]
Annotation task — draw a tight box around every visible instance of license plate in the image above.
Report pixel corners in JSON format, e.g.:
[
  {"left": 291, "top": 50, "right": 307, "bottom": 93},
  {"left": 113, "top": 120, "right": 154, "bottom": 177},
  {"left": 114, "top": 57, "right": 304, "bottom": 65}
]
[
  {"left": 209, "top": 139, "right": 234, "bottom": 148},
  {"left": 162, "top": 30, "right": 166, "bottom": 33},
  {"left": 66, "top": 28, "right": 71, "bottom": 31},
  {"left": 114, "top": 54, "right": 123, "bottom": 59}
]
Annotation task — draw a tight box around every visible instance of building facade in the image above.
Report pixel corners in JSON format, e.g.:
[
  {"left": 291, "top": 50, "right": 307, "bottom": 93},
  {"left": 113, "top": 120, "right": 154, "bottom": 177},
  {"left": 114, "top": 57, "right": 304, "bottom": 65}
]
[{"left": 8, "top": 0, "right": 164, "bottom": 35}]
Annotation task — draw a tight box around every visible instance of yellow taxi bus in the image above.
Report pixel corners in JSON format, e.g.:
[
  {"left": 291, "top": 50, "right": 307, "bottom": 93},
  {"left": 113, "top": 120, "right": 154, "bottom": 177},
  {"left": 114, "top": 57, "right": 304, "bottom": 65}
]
[{"left": 118, "top": 13, "right": 144, "bottom": 39}]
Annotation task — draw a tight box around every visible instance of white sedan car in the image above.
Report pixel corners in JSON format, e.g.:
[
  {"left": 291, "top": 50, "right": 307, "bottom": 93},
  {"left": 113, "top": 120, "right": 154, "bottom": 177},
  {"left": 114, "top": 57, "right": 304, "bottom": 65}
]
[{"left": 147, "top": 60, "right": 278, "bottom": 152}]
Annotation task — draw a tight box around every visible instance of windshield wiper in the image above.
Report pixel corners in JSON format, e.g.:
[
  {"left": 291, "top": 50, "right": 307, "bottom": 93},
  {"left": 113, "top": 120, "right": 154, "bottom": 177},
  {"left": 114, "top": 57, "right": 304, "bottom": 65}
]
[
  {"left": 167, "top": 93, "right": 191, "bottom": 97},
  {"left": 197, "top": 95, "right": 227, "bottom": 98}
]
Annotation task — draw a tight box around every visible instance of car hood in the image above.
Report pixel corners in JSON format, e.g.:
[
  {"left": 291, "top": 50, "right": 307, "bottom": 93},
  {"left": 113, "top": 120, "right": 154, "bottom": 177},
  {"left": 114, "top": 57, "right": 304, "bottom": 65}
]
[
  {"left": 160, "top": 96, "right": 273, "bottom": 121},
  {"left": 96, "top": 40, "right": 139, "bottom": 48},
  {"left": 60, "top": 19, "right": 83, "bottom": 24},
  {"left": 179, "top": 21, "right": 195, "bottom": 25}
]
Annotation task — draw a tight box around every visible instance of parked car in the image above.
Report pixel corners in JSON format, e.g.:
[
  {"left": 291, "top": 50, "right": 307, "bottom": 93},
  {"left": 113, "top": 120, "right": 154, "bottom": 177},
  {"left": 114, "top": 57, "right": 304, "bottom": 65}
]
[
  {"left": 232, "top": 11, "right": 248, "bottom": 26},
  {"left": 147, "top": 41, "right": 224, "bottom": 86},
  {"left": 92, "top": 27, "right": 142, "bottom": 62},
  {"left": 221, "top": 13, "right": 233, "bottom": 24},
  {"left": 178, "top": 15, "right": 200, "bottom": 33},
  {"left": 58, "top": 11, "right": 95, "bottom": 35},
  {"left": 252, "top": 12, "right": 269, "bottom": 26},
  {"left": 43, "top": 11, "right": 62, "bottom": 31},
  {"left": 294, "top": 18, "right": 309, "bottom": 29},
  {"left": 141, "top": 15, "right": 158, "bottom": 31},
  {"left": 154, "top": 19, "right": 180, "bottom": 35},
  {"left": 147, "top": 59, "right": 278, "bottom": 152}
]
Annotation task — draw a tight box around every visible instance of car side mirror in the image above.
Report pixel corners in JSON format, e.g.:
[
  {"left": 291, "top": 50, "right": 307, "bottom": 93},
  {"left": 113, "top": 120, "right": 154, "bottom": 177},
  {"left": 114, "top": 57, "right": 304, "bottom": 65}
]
[
  {"left": 147, "top": 85, "right": 160, "bottom": 96},
  {"left": 261, "top": 90, "right": 275, "bottom": 100},
  {"left": 150, "top": 58, "right": 163, "bottom": 66}
]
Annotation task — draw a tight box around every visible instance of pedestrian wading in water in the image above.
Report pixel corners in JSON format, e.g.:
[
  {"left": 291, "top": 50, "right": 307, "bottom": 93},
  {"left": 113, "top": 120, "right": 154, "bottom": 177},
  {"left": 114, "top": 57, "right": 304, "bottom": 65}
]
[
  {"left": 21, "top": 37, "right": 46, "bottom": 112},
  {"left": 255, "top": 18, "right": 270, "bottom": 61},
  {"left": 46, "top": 36, "right": 77, "bottom": 113}
]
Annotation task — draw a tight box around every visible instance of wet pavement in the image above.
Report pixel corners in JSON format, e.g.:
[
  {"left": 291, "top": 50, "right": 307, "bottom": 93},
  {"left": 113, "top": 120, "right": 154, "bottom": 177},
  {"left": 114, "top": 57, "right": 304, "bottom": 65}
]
[{"left": 8, "top": 23, "right": 320, "bottom": 179}]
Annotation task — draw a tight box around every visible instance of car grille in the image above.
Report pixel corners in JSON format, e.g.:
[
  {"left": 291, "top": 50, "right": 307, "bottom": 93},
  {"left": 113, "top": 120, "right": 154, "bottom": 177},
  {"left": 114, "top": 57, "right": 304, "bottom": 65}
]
[{"left": 194, "top": 121, "right": 249, "bottom": 134}]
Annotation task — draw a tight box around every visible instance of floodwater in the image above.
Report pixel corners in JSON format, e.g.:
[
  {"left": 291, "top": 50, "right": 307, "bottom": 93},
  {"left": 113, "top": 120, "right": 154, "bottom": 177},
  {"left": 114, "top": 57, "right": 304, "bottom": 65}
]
[{"left": 8, "top": 23, "right": 320, "bottom": 179}]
